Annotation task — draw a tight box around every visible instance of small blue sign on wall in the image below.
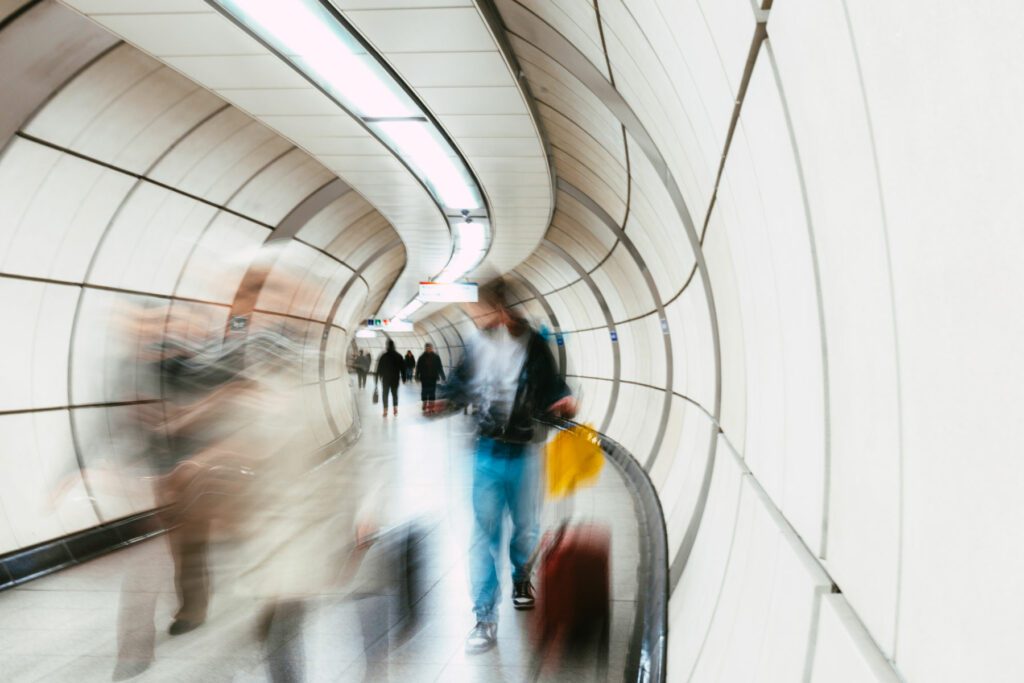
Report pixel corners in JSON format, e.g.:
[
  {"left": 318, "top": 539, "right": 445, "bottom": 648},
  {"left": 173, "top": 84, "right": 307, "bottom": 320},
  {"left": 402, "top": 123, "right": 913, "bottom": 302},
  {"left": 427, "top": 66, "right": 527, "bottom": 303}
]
[
  {"left": 556, "top": 334, "right": 564, "bottom": 347},
  {"left": 610, "top": 330, "right": 618, "bottom": 342}
]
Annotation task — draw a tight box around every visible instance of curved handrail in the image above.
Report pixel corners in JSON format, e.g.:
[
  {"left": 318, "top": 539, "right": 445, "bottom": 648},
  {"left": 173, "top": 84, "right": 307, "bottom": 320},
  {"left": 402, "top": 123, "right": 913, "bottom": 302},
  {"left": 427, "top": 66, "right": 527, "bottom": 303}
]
[{"left": 541, "top": 417, "right": 668, "bottom": 683}]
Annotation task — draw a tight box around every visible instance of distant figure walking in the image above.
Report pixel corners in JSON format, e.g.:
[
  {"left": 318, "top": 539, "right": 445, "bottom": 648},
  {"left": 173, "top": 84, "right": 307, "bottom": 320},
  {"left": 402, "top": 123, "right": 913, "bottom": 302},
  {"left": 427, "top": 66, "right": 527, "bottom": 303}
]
[
  {"left": 375, "top": 340, "right": 404, "bottom": 417},
  {"left": 355, "top": 349, "right": 370, "bottom": 388},
  {"left": 415, "top": 343, "right": 446, "bottom": 412},
  {"left": 403, "top": 350, "right": 416, "bottom": 384}
]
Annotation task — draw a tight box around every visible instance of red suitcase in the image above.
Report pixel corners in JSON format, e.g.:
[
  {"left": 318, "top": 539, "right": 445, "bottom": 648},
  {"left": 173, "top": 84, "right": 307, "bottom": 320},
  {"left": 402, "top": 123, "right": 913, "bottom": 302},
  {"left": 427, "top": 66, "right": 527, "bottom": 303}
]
[{"left": 533, "top": 523, "right": 611, "bottom": 673}]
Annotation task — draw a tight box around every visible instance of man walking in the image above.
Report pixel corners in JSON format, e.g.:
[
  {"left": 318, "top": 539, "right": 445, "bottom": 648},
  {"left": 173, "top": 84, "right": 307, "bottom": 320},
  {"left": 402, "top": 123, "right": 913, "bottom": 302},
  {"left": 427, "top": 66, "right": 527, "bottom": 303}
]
[
  {"left": 375, "top": 339, "right": 404, "bottom": 417},
  {"left": 403, "top": 350, "right": 416, "bottom": 384},
  {"left": 355, "top": 349, "right": 370, "bottom": 389},
  {"left": 435, "top": 279, "right": 575, "bottom": 654},
  {"left": 414, "top": 343, "right": 446, "bottom": 412}
]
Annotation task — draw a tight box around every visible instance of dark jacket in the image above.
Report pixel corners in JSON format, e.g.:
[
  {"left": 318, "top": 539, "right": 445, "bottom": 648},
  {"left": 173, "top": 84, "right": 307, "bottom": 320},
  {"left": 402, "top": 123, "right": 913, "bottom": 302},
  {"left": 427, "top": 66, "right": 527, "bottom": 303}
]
[
  {"left": 443, "top": 326, "right": 569, "bottom": 444},
  {"left": 376, "top": 350, "right": 404, "bottom": 384},
  {"left": 415, "top": 351, "right": 446, "bottom": 384},
  {"left": 404, "top": 353, "right": 416, "bottom": 372}
]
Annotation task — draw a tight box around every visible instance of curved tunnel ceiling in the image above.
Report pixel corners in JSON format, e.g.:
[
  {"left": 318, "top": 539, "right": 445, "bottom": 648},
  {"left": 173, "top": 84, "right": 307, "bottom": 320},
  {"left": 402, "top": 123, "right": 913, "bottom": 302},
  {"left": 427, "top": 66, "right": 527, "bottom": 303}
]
[{"left": 60, "top": 0, "right": 554, "bottom": 320}]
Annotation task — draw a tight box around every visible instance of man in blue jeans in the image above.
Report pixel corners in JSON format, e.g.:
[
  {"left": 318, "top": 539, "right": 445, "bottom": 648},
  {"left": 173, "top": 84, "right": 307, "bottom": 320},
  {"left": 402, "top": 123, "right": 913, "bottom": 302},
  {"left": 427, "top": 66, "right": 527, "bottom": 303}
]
[{"left": 435, "top": 279, "right": 576, "bottom": 654}]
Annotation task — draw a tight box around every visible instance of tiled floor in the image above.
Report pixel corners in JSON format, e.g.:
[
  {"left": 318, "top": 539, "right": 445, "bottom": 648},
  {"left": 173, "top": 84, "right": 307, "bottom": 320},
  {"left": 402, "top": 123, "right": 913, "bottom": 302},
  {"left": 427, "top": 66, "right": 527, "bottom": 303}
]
[{"left": 0, "top": 379, "right": 642, "bottom": 681}]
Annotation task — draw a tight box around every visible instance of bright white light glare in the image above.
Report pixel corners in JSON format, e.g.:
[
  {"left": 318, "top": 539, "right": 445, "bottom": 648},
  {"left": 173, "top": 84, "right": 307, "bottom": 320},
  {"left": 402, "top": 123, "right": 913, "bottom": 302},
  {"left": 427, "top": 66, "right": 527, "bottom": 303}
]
[
  {"left": 457, "top": 221, "right": 486, "bottom": 252},
  {"left": 218, "top": 0, "right": 413, "bottom": 118},
  {"left": 436, "top": 221, "right": 487, "bottom": 282},
  {"left": 395, "top": 299, "right": 425, "bottom": 319},
  {"left": 355, "top": 329, "right": 377, "bottom": 338},
  {"left": 376, "top": 121, "right": 480, "bottom": 210}
]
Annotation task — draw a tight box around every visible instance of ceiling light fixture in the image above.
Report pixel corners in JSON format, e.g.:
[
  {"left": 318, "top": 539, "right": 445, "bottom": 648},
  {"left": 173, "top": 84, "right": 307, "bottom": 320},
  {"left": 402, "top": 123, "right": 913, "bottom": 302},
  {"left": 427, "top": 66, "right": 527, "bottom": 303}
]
[{"left": 211, "top": 0, "right": 493, "bottom": 320}]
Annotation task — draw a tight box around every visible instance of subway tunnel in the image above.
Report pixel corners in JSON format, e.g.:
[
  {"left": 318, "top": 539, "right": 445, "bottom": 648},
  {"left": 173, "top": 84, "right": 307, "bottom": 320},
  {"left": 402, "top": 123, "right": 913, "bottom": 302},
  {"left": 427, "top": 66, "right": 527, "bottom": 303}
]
[{"left": 1, "top": 0, "right": 1022, "bottom": 681}]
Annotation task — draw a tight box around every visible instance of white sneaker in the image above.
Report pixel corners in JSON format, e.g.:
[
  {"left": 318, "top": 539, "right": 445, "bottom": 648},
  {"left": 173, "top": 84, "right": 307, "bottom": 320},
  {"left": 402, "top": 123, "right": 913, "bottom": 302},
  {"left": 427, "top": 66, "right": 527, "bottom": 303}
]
[{"left": 465, "top": 621, "right": 497, "bottom": 654}]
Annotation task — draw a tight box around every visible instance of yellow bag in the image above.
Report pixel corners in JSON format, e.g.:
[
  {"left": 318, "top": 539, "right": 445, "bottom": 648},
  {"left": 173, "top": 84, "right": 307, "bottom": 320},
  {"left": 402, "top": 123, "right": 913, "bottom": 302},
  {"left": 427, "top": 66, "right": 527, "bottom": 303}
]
[{"left": 544, "top": 423, "right": 604, "bottom": 499}]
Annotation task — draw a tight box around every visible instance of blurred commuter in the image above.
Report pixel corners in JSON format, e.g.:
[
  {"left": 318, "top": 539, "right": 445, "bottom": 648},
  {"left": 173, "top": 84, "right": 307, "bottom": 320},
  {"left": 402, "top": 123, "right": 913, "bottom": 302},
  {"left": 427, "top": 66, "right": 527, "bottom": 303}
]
[
  {"left": 436, "top": 278, "right": 576, "bottom": 654},
  {"left": 355, "top": 350, "right": 370, "bottom": 389},
  {"left": 414, "top": 343, "right": 446, "bottom": 412},
  {"left": 375, "top": 340, "right": 403, "bottom": 417},
  {"left": 403, "top": 350, "right": 416, "bottom": 384}
]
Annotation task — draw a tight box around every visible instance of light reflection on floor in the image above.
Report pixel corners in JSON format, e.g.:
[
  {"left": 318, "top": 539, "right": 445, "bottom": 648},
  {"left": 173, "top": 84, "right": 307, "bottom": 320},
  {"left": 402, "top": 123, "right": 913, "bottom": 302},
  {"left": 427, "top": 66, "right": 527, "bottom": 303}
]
[{"left": 0, "top": 378, "right": 641, "bottom": 682}]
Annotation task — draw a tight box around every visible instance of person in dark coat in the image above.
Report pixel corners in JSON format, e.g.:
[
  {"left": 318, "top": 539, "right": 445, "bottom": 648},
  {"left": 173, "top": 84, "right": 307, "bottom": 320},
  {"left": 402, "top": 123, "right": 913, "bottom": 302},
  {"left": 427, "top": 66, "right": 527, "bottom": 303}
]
[
  {"left": 414, "top": 343, "right": 446, "bottom": 412},
  {"left": 403, "top": 350, "right": 416, "bottom": 384},
  {"left": 375, "top": 339, "right": 404, "bottom": 417}
]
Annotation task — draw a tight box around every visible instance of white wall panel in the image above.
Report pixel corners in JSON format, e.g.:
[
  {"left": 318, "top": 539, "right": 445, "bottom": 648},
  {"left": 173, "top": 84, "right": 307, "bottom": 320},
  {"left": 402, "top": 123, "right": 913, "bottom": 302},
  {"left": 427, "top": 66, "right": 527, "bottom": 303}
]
[
  {"left": 617, "top": 314, "right": 666, "bottom": 389},
  {"left": 23, "top": 44, "right": 161, "bottom": 148},
  {"left": 0, "top": 139, "right": 135, "bottom": 281},
  {"left": 769, "top": 0, "right": 903, "bottom": 655},
  {"left": 0, "top": 413, "right": 65, "bottom": 549},
  {"left": 227, "top": 149, "right": 333, "bottom": 226},
  {"left": 88, "top": 184, "right": 219, "bottom": 295},
  {"left": 689, "top": 474, "right": 829, "bottom": 682},
  {"left": 809, "top": 595, "right": 901, "bottom": 683},
  {"left": 667, "top": 436, "right": 743, "bottom": 680},
  {"left": 664, "top": 277, "right": 716, "bottom": 411},
  {"left": 733, "top": 51, "right": 827, "bottom": 555},
  {"left": 30, "top": 284, "right": 79, "bottom": 410},
  {"left": 842, "top": 3, "right": 1024, "bottom": 680},
  {"left": 600, "top": 2, "right": 706, "bottom": 211},
  {"left": 590, "top": 243, "right": 655, "bottom": 321},
  {"left": 175, "top": 213, "right": 266, "bottom": 304}
]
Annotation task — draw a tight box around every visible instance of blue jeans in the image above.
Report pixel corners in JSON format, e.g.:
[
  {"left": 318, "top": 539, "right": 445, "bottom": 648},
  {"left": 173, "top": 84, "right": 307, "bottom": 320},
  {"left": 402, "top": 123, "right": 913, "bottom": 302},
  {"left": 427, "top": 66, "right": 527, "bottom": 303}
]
[{"left": 470, "top": 437, "right": 540, "bottom": 624}]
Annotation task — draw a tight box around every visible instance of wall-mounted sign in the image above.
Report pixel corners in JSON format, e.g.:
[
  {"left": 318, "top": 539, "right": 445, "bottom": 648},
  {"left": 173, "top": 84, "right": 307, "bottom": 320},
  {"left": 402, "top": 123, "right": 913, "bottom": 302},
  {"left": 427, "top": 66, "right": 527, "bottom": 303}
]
[
  {"left": 610, "top": 330, "right": 618, "bottom": 342},
  {"left": 418, "top": 281, "right": 478, "bottom": 303}
]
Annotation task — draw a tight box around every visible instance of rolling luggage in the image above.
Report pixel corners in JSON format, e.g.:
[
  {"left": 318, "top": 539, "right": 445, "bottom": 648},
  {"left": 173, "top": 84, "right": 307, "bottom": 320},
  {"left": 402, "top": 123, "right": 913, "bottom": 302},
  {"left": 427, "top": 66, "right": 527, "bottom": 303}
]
[
  {"left": 530, "top": 422, "right": 611, "bottom": 677},
  {"left": 537, "top": 523, "right": 611, "bottom": 644}
]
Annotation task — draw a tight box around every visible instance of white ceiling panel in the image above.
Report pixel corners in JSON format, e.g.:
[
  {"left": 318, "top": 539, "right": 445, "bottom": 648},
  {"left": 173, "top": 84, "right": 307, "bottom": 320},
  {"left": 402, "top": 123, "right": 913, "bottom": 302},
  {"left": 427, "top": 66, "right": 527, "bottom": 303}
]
[
  {"left": 417, "top": 86, "right": 528, "bottom": 115},
  {"left": 258, "top": 115, "right": 366, "bottom": 138},
  {"left": 307, "top": 138, "right": 391, "bottom": 156},
  {"left": 442, "top": 114, "right": 537, "bottom": 138},
  {"left": 325, "top": 155, "right": 407, "bottom": 172},
  {"left": 90, "top": 13, "right": 265, "bottom": 57},
  {"left": 388, "top": 52, "right": 512, "bottom": 88},
  {"left": 163, "top": 55, "right": 310, "bottom": 89},
  {"left": 459, "top": 137, "right": 545, "bottom": 157},
  {"left": 215, "top": 88, "right": 345, "bottom": 117},
  {"left": 345, "top": 8, "right": 496, "bottom": 52},
  {"left": 62, "top": 0, "right": 214, "bottom": 13}
]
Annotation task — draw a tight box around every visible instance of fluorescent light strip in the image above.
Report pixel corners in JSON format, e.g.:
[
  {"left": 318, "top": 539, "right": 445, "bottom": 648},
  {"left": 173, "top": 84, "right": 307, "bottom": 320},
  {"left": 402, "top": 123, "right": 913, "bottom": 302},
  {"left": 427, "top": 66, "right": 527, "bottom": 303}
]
[
  {"left": 213, "top": 0, "right": 492, "bottom": 319},
  {"left": 219, "top": 0, "right": 412, "bottom": 118},
  {"left": 376, "top": 121, "right": 480, "bottom": 210},
  {"left": 214, "top": 0, "right": 483, "bottom": 215}
]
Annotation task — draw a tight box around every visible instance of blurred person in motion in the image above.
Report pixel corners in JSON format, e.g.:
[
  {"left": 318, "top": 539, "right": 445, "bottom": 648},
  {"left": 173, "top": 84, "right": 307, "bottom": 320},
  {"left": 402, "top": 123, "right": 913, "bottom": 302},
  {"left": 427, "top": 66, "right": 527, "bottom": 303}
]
[
  {"left": 414, "top": 343, "right": 446, "bottom": 413},
  {"left": 434, "top": 278, "right": 576, "bottom": 654},
  {"left": 355, "top": 349, "right": 370, "bottom": 389},
  {"left": 403, "top": 349, "right": 416, "bottom": 384},
  {"left": 375, "top": 339, "right": 404, "bottom": 417},
  {"left": 143, "top": 306, "right": 248, "bottom": 637}
]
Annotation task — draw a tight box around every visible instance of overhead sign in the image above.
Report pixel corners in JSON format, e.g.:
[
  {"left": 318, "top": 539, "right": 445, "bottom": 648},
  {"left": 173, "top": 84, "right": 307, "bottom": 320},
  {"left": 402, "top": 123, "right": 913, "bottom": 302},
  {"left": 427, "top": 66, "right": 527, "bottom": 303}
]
[
  {"left": 365, "top": 318, "right": 414, "bottom": 332},
  {"left": 418, "top": 281, "right": 478, "bottom": 303}
]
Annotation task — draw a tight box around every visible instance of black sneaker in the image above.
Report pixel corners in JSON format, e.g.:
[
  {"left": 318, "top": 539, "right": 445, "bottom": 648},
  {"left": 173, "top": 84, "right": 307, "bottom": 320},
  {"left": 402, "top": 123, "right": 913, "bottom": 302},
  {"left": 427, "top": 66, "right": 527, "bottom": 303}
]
[
  {"left": 465, "top": 621, "right": 497, "bottom": 654},
  {"left": 168, "top": 618, "right": 202, "bottom": 636},
  {"left": 512, "top": 580, "right": 535, "bottom": 610}
]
